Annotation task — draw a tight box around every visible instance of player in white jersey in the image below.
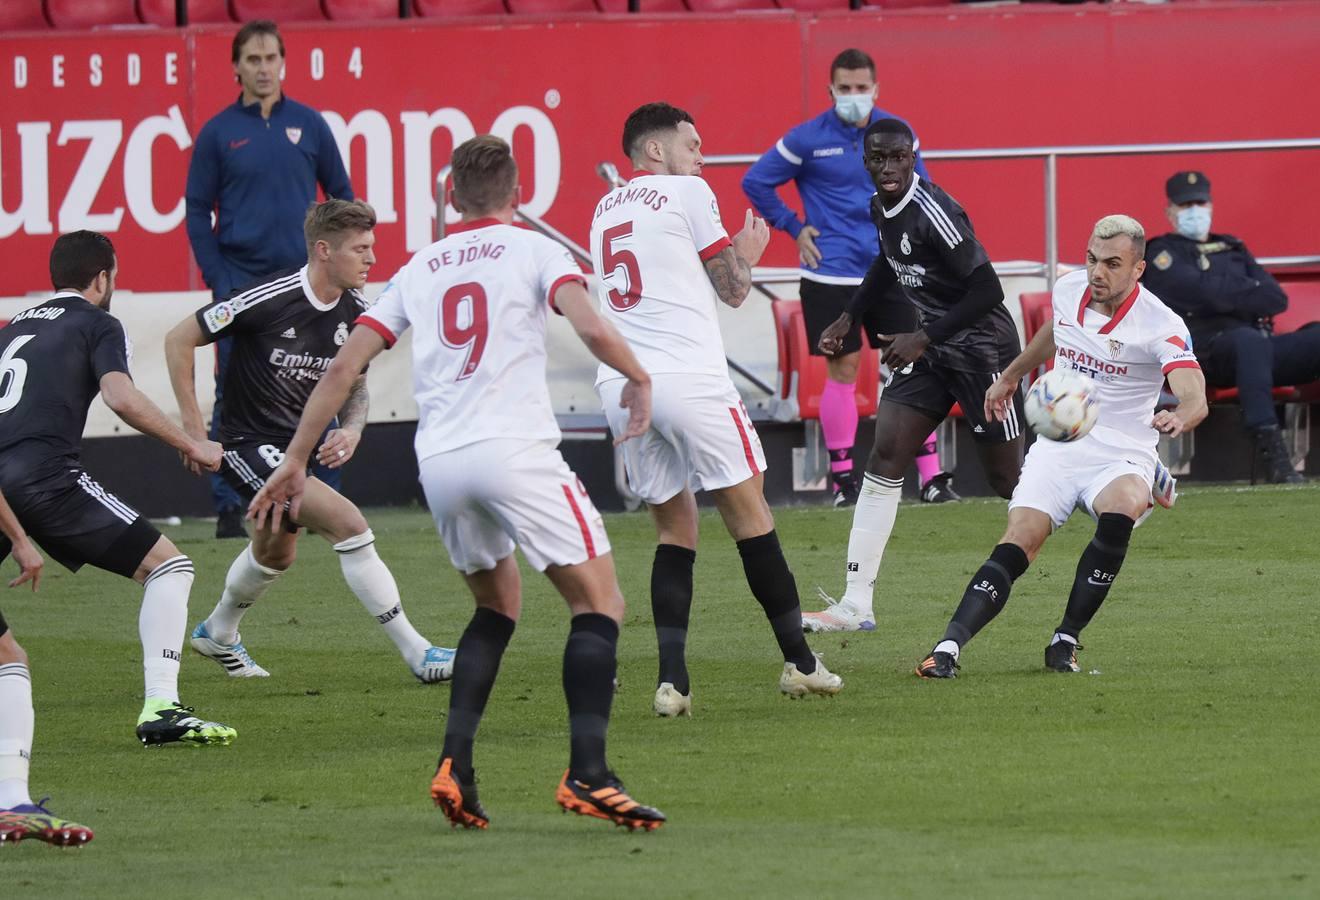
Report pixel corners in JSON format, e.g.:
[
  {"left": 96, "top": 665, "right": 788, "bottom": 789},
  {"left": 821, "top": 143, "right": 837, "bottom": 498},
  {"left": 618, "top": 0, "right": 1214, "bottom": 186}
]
[
  {"left": 249, "top": 136, "right": 665, "bottom": 832},
  {"left": 592, "top": 103, "right": 843, "bottom": 718},
  {"left": 916, "top": 215, "right": 1207, "bottom": 679}
]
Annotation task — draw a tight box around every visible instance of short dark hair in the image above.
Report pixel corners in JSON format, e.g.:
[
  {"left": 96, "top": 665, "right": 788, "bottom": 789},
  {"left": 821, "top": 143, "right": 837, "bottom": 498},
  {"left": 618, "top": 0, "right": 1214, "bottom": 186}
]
[
  {"left": 304, "top": 199, "right": 377, "bottom": 251},
  {"left": 830, "top": 48, "right": 875, "bottom": 79},
  {"left": 863, "top": 117, "right": 914, "bottom": 146},
  {"left": 621, "top": 102, "right": 694, "bottom": 161},
  {"left": 50, "top": 231, "right": 116, "bottom": 292},
  {"left": 232, "top": 20, "right": 284, "bottom": 64},
  {"left": 450, "top": 135, "right": 518, "bottom": 217}
]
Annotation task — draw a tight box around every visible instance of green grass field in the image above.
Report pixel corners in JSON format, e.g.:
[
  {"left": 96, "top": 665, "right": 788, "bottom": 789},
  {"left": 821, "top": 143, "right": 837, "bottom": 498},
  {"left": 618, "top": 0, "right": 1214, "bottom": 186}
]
[{"left": 2, "top": 484, "right": 1318, "bottom": 898}]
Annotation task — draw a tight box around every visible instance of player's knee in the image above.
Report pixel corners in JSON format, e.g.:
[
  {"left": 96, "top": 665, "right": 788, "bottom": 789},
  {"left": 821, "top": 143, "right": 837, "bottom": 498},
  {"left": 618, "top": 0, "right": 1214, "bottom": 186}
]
[
  {"left": 0, "top": 631, "right": 28, "bottom": 667},
  {"left": 254, "top": 543, "right": 297, "bottom": 570},
  {"left": 865, "top": 444, "right": 905, "bottom": 479}
]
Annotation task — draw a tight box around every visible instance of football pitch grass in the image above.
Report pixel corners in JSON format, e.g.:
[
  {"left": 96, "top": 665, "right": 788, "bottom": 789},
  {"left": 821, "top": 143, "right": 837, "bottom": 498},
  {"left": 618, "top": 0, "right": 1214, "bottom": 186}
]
[{"left": 3, "top": 483, "right": 1317, "bottom": 898}]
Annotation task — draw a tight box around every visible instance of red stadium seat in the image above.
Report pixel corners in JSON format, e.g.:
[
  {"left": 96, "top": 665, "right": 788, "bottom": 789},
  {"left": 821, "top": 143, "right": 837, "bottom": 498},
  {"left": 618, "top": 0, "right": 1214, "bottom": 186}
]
[
  {"left": 1019, "top": 290, "right": 1055, "bottom": 383},
  {"left": 228, "top": 0, "right": 326, "bottom": 21},
  {"left": 45, "top": 0, "right": 140, "bottom": 28},
  {"left": 595, "top": 0, "right": 686, "bottom": 11},
  {"left": 413, "top": 0, "right": 507, "bottom": 15},
  {"left": 137, "top": 0, "right": 233, "bottom": 24},
  {"left": 507, "top": 0, "right": 596, "bottom": 12},
  {"left": 0, "top": 1, "right": 50, "bottom": 30},
  {"left": 685, "top": 0, "right": 775, "bottom": 10},
  {"left": 772, "top": 299, "right": 878, "bottom": 420},
  {"left": 323, "top": 0, "right": 400, "bottom": 19}
]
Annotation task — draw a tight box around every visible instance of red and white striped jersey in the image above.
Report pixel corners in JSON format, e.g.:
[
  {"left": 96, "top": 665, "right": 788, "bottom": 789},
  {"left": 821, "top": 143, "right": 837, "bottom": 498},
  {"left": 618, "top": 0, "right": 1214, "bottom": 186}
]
[
  {"left": 358, "top": 219, "right": 585, "bottom": 459},
  {"left": 589, "top": 173, "right": 732, "bottom": 385},
  {"left": 1050, "top": 269, "right": 1200, "bottom": 452}
]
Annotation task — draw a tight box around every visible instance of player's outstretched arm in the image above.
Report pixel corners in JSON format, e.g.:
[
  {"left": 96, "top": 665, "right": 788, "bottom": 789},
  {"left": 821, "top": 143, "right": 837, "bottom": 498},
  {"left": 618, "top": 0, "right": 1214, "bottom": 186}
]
[
  {"left": 164, "top": 315, "right": 215, "bottom": 474},
  {"left": 705, "top": 210, "right": 770, "bottom": 309},
  {"left": 99, "top": 372, "right": 223, "bottom": 473},
  {"left": 0, "top": 487, "right": 42, "bottom": 591},
  {"left": 1153, "top": 367, "right": 1208, "bottom": 437},
  {"left": 985, "top": 319, "right": 1056, "bottom": 423},
  {"left": 248, "top": 326, "right": 386, "bottom": 530},
  {"left": 555, "top": 282, "right": 652, "bottom": 444}
]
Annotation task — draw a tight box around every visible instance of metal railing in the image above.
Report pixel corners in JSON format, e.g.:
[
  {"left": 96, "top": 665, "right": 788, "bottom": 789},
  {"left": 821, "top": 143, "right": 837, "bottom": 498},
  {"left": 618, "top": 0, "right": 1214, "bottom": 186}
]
[{"left": 700, "top": 137, "right": 1320, "bottom": 287}]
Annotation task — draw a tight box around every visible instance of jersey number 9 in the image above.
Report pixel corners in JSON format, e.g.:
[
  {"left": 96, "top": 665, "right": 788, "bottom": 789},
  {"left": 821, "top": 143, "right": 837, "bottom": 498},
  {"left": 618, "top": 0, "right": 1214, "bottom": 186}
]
[{"left": 440, "top": 282, "right": 489, "bottom": 381}]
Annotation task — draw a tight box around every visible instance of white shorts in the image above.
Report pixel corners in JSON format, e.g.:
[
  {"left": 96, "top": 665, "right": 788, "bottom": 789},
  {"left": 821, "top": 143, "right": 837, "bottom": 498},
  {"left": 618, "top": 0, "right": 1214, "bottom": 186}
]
[
  {"left": 599, "top": 373, "right": 767, "bottom": 505},
  {"left": 1008, "top": 433, "right": 1156, "bottom": 530},
  {"left": 418, "top": 439, "right": 610, "bottom": 575}
]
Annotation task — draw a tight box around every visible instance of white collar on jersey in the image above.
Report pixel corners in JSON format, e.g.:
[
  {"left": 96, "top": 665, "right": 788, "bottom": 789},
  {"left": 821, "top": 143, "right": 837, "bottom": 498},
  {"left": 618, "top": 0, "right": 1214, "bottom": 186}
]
[
  {"left": 879, "top": 173, "right": 922, "bottom": 219},
  {"left": 49, "top": 290, "right": 88, "bottom": 302},
  {"left": 299, "top": 265, "right": 340, "bottom": 312}
]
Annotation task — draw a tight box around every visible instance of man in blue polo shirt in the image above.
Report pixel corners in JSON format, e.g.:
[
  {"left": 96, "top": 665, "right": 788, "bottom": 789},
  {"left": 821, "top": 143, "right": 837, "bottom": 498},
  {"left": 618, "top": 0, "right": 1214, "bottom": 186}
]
[
  {"left": 744, "top": 49, "right": 953, "bottom": 507},
  {"left": 186, "top": 20, "right": 354, "bottom": 538}
]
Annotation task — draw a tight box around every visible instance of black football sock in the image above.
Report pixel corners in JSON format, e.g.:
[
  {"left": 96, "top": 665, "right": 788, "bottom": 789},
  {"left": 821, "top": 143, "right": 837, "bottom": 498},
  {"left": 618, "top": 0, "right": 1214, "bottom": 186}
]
[
  {"left": 1057, "top": 513, "right": 1134, "bottom": 639},
  {"left": 564, "top": 613, "right": 619, "bottom": 785},
  {"left": 440, "top": 607, "right": 515, "bottom": 780},
  {"left": 737, "top": 531, "right": 815, "bottom": 673},
  {"left": 651, "top": 544, "right": 696, "bottom": 695},
  {"left": 942, "top": 543, "right": 1030, "bottom": 647}
]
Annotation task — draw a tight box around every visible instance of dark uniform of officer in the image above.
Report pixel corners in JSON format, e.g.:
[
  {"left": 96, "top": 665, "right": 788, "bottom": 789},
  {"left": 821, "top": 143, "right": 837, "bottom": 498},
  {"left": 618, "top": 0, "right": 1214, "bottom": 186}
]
[{"left": 1142, "top": 171, "right": 1320, "bottom": 483}]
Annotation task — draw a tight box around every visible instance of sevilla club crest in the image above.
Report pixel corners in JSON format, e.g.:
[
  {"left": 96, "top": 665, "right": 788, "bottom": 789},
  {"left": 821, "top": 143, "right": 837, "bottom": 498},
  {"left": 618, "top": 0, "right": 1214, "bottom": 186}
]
[{"left": 285, "top": 127, "right": 303, "bottom": 145}]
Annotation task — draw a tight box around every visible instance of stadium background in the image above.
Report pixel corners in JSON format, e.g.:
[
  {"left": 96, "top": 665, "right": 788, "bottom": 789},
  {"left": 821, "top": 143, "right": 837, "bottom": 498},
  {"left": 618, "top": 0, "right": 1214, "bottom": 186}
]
[{"left": 1, "top": 0, "right": 1316, "bottom": 514}]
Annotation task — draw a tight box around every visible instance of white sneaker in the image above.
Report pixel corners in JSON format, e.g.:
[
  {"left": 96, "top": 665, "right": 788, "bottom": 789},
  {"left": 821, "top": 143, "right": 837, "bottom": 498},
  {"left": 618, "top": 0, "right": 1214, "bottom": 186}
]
[
  {"left": 801, "top": 588, "right": 876, "bottom": 633},
  {"left": 1152, "top": 460, "right": 1178, "bottom": 509},
  {"left": 189, "top": 621, "right": 269, "bottom": 678},
  {"left": 653, "top": 682, "right": 692, "bottom": 717},
  {"left": 779, "top": 656, "right": 843, "bottom": 698},
  {"left": 412, "top": 646, "right": 456, "bottom": 684}
]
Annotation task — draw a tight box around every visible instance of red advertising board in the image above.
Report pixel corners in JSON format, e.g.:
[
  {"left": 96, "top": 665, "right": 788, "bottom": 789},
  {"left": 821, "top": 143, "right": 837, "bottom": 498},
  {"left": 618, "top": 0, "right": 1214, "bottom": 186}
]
[{"left": 1, "top": 2, "right": 1316, "bottom": 294}]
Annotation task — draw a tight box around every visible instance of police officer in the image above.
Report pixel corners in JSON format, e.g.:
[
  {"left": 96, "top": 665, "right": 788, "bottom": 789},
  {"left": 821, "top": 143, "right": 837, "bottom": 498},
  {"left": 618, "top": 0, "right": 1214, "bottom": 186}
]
[{"left": 1143, "top": 171, "right": 1319, "bottom": 483}]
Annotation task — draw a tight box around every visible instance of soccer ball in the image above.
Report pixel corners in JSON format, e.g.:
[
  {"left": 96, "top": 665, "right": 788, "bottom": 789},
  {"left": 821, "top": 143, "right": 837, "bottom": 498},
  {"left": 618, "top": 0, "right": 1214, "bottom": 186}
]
[{"left": 1024, "top": 368, "right": 1098, "bottom": 442}]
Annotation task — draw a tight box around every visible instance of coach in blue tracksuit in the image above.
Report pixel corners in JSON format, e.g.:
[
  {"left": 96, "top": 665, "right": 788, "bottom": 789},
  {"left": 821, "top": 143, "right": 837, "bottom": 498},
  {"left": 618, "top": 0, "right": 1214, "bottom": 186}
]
[
  {"left": 185, "top": 19, "right": 353, "bottom": 537},
  {"left": 743, "top": 49, "right": 947, "bottom": 506}
]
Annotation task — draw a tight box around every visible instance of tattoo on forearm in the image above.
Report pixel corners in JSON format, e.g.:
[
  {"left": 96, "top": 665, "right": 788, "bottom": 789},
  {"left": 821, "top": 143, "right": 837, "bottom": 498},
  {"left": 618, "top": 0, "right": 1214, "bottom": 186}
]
[
  {"left": 338, "top": 377, "right": 370, "bottom": 432},
  {"left": 705, "top": 247, "right": 752, "bottom": 306}
]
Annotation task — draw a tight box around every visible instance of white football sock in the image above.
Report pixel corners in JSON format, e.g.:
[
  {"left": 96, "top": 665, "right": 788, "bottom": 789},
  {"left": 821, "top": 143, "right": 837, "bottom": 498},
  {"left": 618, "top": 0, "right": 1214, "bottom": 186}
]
[
  {"left": 334, "top": 531, "right": 430, "bottom": 667},
  {"left": 934, "top": 639, "right": 960, "bottom": 659},
  {"left": 839, "top": 473, "right": 904, "bottom": 615},
  {"left": 140, "top": 556, "right": 191, "bottom": 704},
  {"left": 206, "top": 544, "right": 284, "bottom": 645},
  {"left": 0, "top": 662, "right": 34, "bottom": 809}
]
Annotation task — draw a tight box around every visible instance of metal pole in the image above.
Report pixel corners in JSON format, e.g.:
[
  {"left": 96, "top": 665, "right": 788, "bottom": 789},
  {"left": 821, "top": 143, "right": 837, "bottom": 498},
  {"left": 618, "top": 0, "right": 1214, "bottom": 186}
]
[
  {"left": 176, "top": 0, "right": 187, "bottom": 26},
  {"left": 1044, "top": 153, "right": 1058, "bottom": 291},
  {"left": 400, "top": 0, "right": 411, "bottom": 17},
  {"left": 434, "top": 165, "right": 451, "bottom": 242}
]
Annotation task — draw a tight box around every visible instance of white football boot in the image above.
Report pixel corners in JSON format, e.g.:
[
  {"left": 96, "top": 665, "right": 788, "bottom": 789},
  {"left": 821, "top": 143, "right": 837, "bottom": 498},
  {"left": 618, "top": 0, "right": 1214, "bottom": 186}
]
[
  {"left": 779, "top": 655, "right": 843, "bottom": 698},
  {"left": 801, "top": 588, "right": 876, "bottom": 633},
  {"left": 652, "top": 682, "right": 692, "bottom": 718},
  {"left": 189, "top": 621, "right": 270, "bottom": 677}
]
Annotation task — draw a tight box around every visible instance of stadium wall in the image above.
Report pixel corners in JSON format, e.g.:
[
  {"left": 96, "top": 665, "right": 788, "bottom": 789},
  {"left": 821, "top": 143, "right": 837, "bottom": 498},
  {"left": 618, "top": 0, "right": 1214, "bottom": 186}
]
[{"left": 1, "top": 0, "right": 1316, "bottom": 296}]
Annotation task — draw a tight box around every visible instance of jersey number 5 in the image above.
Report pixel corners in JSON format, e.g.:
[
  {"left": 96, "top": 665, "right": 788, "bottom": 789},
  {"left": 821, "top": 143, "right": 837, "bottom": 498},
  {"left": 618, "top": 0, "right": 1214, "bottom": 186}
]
[
  {"left": 0, "top": 335, "right": 36, "bottom": 415},
  {"left": 440, "top": 282, "right": 489, "bottom": 381},
  {"left": 601, "top": 222, "right": 643, "bottom": 311}
]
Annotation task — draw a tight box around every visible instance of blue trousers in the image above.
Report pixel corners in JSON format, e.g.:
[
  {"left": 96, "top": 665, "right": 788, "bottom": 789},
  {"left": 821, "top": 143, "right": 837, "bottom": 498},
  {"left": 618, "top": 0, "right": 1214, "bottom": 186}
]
[{"left": 1200, "top": 325, "right": 1320, "bottom": 431}]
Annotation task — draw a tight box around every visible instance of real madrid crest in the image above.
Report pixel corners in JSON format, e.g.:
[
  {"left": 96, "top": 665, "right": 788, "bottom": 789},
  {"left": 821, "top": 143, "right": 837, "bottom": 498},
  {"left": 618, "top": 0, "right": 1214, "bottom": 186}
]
[
  {"left": 334, "top": 322, "right": 348, "bottom": 346},
  {"left": 1106, "top": 338, "right": 1124, "bottom": 359},
  {"left": 899, "top": 232, "right": 911, "bottom": 256},
  {"left": 285, "top": 126, "right": 303, "bottom": 145}
]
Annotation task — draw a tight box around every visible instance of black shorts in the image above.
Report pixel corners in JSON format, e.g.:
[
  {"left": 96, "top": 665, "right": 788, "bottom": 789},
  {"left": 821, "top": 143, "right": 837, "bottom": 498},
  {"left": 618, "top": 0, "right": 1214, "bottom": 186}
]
[
  {"left": 218, "top": 440, "right": 302, "bottom": 532},
  {"left": 882, "top": 357, "right": 1026, "bottom": 444},
  {"left": 0, "top": 469, "right": 161, "bottom": 577},
  {"left": 0, "top": 608, "right": 8, "bottom": 638},
  {"left": 800, "top": 279, "right": 919, "bottom": 357}
]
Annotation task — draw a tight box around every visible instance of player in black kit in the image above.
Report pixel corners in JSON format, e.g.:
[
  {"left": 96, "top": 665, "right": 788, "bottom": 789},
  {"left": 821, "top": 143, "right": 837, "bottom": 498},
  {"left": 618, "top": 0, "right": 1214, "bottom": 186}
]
[
  {"left": 801, "top": 118, "right": 1026, "bottom": 635},
  {"left": 0, "top": 231, "right": 236, "bottom": 804},
  {"left": 165, "top": 200, "right": 454, "bottom": 683}
]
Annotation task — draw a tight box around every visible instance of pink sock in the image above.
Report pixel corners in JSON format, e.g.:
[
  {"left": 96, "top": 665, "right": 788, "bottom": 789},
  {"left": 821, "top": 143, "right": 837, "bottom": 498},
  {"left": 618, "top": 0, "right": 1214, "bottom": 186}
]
[
  {"left": 916, "top": 430, "right": 941, "bottom": 486},
  {"left": 820, "top": 379, "right": 859, "bottom": 479}
]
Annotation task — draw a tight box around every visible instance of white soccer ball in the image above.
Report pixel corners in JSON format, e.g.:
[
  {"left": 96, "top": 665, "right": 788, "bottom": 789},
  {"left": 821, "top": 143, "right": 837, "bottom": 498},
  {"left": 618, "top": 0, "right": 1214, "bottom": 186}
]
[{"left": 1024, "top": 368, "right": 1099, "bottom": 442}]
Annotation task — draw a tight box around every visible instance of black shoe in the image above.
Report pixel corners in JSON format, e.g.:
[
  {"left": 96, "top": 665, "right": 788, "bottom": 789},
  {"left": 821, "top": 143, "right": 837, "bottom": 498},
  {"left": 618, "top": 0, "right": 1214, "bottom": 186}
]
[
  {"left": 431, "top": 758, "right": 489, "bottom": 830},
  {"left": 832, "top": 473, "right": 859, "bottom": 508},
  {"left": 556, "top": 771, "right": 666, "bottom": 831},
  {"left": 920, "top": 473, "right": 961, "bottom": 504},
  {"left": 1253, "top": 426, "right": 1304, "bottom": 484},
  {"left": 1044, "top": 638, "right": 1082, "bottom": 672},
  {"left": 915, "top": 650, "right": 959, "bottom": 679},
  {"left": 215, "top": 507, "right": 247, "bottom": 539}
]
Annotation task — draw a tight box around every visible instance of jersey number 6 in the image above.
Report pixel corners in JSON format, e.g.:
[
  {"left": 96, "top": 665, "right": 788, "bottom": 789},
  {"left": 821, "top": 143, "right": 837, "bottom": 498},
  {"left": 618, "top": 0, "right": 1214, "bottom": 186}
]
[
  {"left": 440, "top": 282, "right": 489, "bottom": 381},
  {"left": 601, "top": 222, "right": 643, "bottom": 311},
  {"left": 0, "top": 335, "right": 36, "bottom": 415}
]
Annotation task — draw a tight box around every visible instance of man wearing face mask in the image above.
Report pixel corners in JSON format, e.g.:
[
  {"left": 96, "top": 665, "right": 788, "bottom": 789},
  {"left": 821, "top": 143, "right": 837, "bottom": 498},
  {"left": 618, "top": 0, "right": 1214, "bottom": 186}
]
[
  {"left": 743, "top": 49, "right": 950, "bottom": 509},
  {"left": 1143, "top": 171, "right": 1317, "bottom": 483}
]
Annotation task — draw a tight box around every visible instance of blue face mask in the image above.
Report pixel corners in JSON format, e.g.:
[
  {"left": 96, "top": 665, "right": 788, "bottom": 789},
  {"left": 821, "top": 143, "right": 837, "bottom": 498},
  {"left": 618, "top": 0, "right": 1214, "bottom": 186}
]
[
  {"left": 833, "top": 91, "right": 874, "bottom": 125},
  {"left": 1175, "top": 205, "right": 1211, "bottom": 240}
]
